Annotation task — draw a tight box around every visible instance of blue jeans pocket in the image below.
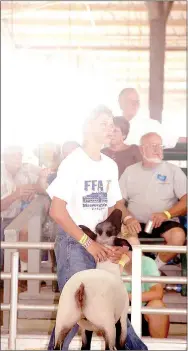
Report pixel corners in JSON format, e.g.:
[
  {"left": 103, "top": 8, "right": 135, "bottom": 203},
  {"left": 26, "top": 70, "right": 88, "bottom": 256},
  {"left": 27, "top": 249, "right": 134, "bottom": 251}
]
[{"left": 54, "top": 232, "right": 95, "bottom": 291}]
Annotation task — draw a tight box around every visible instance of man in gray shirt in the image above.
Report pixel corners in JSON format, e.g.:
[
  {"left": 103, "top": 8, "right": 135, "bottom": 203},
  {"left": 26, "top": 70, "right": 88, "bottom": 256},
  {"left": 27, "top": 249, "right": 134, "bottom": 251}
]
[{"left": 119, "top": 132, "right": 186, "bottom": 270}]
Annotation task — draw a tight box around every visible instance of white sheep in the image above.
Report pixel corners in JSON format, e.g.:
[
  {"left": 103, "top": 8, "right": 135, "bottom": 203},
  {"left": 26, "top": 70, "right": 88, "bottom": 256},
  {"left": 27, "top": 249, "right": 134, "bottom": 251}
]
[{"left": 54, "top": 259, "right": 129, "bottom": 351}]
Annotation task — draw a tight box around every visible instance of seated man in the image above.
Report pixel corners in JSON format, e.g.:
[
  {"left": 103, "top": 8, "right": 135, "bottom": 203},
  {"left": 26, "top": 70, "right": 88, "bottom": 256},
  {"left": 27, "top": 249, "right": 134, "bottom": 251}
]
[
  {"left": 119, "top": 132, "right": 186, "bottom": 270},
  {"left": 1, "top": 145, "right": 47, "bottom": 275},
  {"left": 121, "top": 236, "right": 169, "bottom": 338}
]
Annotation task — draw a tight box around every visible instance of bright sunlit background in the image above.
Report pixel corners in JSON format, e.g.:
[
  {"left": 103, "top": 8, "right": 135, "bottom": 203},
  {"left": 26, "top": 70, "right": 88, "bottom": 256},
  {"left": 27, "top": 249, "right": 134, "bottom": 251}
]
[
  {"left": 1, "top": 1, "right": 186, "bottom": 162},
  {"left": 1, "top": 48, "right": 122, "bottom": 150}
]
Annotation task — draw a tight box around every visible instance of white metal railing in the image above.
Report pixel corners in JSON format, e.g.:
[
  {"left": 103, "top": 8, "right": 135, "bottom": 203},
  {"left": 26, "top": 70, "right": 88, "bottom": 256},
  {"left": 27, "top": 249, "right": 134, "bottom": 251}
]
[{"left": 0, "top": 242, "right": 187, "bottom": 350}]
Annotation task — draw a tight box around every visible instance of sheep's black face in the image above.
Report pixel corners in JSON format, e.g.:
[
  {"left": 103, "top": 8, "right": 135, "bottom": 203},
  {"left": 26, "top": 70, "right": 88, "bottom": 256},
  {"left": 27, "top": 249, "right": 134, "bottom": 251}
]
[
  {"left": 96, "top": 222, "right": 118, "bottom": 237},
  {"left": 95, "top": 209, "right": 122, "bottom": 245}
]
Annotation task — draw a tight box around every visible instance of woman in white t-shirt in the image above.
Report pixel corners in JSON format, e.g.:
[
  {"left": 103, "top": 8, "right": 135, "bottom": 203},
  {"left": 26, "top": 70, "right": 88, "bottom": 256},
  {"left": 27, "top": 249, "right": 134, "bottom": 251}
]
[{"left": 47, "top": 105, "right": 148, "bottom": 350}]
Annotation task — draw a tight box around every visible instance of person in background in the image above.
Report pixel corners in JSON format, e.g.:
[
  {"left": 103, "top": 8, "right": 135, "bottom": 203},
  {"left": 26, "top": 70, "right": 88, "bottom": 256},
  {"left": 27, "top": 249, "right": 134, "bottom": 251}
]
[
  {"left": 1, "top": 145, "right": 47, "bottom": 276},
  {"left": 47, "top": 141, "right": 80, "bottom": 185},
  {"left": 111, "top": 236, "right": 169, "bottom": 338},
  {"left": 119, "top": 132, "right": 186, "bottom": 270},
  {"left": 61, "top": 141, "right": 80, "bottom": 160},
  {"left": 101, "top": 117, "right": 142, "bottom": 178},
  {"left": 118, "top": 87, "right": 179, "bottom": 148}
]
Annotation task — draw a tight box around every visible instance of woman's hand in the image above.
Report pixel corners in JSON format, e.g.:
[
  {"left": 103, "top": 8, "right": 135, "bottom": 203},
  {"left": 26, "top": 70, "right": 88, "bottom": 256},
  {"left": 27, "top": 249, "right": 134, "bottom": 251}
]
[
  {"left": 108, "top": 246, "right": 129, "bottom": 263},
  {"left": 86, "top": 241, "right": 112, "bottom": 262}
]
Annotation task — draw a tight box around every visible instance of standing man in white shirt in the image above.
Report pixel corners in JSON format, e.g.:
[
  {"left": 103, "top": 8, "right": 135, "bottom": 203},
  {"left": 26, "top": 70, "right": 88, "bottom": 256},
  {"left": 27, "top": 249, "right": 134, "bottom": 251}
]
[
  {"left": 46, "top": 105, "right": 148, "bottom": 350},
  {"left": 118, "top": 87, "right": 179, "bottom": 148}
]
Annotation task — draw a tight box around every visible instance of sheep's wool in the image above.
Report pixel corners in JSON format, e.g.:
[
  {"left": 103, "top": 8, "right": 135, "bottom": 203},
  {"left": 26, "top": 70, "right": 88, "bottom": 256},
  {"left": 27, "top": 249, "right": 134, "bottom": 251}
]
[{"left": 55, "top": 261, "right": 129, "bottom": 344}]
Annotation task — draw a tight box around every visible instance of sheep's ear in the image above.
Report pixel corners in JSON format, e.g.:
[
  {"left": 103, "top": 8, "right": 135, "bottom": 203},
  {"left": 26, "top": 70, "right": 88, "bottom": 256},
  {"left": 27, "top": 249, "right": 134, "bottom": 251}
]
[{"left": 106, "top": 209, "right": 122, "bottom": 233}]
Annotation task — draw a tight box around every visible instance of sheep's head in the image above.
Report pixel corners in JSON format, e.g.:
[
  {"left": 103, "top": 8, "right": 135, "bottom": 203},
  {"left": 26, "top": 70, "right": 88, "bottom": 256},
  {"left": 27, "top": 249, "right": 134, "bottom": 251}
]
[{"left": 95, "top": 209, "right": 122, "bottom": 245}]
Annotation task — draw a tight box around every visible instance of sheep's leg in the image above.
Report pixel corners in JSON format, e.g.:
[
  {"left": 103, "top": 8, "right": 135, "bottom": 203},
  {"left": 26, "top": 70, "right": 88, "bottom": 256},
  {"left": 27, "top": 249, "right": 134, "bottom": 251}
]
[
  {"left": 54, "top": 326, "right": 72, "bottom": 350},
  {"left": 81, "top": 329, "right": 93, "bottom": 350},
  {"left": 55, "top": 311, "right": 81, "bottom": 350},
  {"left": 103, "top": 322, "right": 116, "bottom": 351},
  {"left": 118, "top": 307, "right": 128, "bottom": 350},
  {"left": 115, "top": 319, "right": 121, "bottom": 350}
]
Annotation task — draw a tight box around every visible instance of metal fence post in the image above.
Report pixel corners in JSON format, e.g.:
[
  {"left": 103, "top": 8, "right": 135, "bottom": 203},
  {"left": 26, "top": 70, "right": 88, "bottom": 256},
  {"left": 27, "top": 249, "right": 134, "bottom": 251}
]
[
  {"left": 131, "top": 245, "right": 142, "bottom": 337},
  {"left": 8, "top": 251, "right": 19, "bottom": 350}
]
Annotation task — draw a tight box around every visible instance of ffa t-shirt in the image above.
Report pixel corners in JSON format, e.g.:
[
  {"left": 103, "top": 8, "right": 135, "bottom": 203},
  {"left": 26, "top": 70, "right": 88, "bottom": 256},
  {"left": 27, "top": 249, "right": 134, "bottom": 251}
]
[{"left": 47, "top": 147, "right": 122, "bottom": 231}]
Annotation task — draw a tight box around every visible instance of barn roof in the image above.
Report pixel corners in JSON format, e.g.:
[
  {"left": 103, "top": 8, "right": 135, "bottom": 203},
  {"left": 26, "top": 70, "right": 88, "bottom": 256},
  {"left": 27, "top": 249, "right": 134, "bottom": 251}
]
[{"left": 1, "top": 1, "right": 186, "bottom": 113}]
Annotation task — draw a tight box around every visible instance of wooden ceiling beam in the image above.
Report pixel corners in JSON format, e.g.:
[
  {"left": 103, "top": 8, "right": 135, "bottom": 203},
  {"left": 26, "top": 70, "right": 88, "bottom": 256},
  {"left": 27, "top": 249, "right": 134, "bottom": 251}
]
[
  {"left": 1, "top": 1, "right": 186, "bottom": 12},
  {"left": 146, "top": 1, "right": 175, "bottom": 122},
  {"left": 4, "top": 18, "right": 186, "bottom": 27},
  {"left": 14, "top": 44, "right": 186, "bottom": 52}
]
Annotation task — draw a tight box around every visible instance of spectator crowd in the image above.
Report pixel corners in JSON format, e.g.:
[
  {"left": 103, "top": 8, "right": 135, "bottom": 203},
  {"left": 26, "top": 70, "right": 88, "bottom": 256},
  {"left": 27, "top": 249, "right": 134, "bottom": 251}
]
[{"left": 1, "top": 88, "right": 187, "bottom": 345}]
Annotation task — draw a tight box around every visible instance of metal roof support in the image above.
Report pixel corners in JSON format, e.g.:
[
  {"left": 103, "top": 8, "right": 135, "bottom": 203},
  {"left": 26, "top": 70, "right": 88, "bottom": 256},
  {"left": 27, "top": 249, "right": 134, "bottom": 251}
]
[{"left": 147, "top": 1, "right": 174, "bottom": 122}]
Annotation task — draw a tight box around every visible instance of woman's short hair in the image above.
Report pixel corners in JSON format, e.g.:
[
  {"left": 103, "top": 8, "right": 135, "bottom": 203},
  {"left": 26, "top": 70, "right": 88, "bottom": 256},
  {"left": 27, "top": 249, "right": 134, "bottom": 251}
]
[{"left": 113, "top": 116, "right": 130, "bottom": 137}]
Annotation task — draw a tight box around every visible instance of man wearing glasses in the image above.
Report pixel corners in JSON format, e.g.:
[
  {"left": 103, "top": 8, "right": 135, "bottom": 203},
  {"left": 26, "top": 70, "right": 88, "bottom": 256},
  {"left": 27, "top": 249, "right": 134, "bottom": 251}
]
[{"left": 119, "top": 132, "right": 186, "bottom": 270}]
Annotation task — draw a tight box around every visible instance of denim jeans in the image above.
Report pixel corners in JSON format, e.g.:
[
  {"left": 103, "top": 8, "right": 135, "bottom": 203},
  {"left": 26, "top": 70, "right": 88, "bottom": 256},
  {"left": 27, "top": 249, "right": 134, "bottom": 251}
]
[{"left": 48, "top": 231, "right": 148, "bottom": 350}]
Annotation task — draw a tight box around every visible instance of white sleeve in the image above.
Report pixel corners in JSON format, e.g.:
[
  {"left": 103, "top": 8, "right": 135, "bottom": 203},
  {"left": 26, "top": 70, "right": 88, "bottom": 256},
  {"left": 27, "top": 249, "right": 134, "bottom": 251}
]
[
  {"left": 173, "top": 166, "right": 187, "bottom": 199},
  {"left": 119, "top": 169, "right": 129, "bottom": 201},
  {"left": 108, "top": 164, "right": 123, "bottom": 207},
  {"left": 161, "top": 125, "right": 179, "bottom": 149},
  {"left": 46, "top": 158, "right": 76, "bottom": 203}
]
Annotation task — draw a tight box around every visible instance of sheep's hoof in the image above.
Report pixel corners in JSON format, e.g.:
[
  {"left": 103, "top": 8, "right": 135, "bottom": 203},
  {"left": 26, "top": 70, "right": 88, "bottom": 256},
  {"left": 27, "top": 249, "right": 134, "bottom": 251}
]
[{"left": 53, "top": 342, "right": 62, "bottom": 350}]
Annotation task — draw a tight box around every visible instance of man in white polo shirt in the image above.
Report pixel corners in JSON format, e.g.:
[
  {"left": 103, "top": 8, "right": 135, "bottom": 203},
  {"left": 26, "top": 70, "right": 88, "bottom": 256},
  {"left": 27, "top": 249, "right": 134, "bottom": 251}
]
[
  {"left": 118, "top": 88, "right": 179, "bottom": 148},
  {"left": 119, "top": 132, "right": 186, "bottom": 269}
]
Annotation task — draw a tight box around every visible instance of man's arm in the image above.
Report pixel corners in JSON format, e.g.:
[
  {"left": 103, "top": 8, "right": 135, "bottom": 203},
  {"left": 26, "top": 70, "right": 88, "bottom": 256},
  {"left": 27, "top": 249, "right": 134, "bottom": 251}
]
[
  {"left": 152, "top": 195, "right": 187, "bottom": 228},
  {"left": 49, "top": 197, "right": 86, "bottom": 241},
  {"left": 129, "top": 283, "right": 163, "bottom": 303},
  {"left": 168, "top": 194, "right": 187, "bottom": 218},
  {"left": 1, "top": 185, "right": 36, "bottom": 212},
  {"left": 31, "top": 168, "right": 53, "bottom": 194},
  {"left": 1, "top": 191, "right": 19, "bottom": 212},
  {"left": 49, "top": 197, "right": 111, "bottom": 261},
  {"left": 33, "top": 181, "right": 48, "bottom": 195},
  {"left": 115, "top": 200, "right": 131, "bottom": 220},
  {"left": 116, "top": 200, "right": 141, "bottom": 235}
]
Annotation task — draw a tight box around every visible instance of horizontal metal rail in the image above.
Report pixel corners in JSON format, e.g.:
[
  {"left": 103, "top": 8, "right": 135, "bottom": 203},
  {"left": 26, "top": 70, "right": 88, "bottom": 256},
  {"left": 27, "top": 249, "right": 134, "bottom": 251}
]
[
  {"left": 0, "top": 272, "right": 187, "bottom": 284},
  {"left": 1, "top": 303, "right": 186, "bottom": 315},
  {"left": 1, "top": 242, "right": 187, "bottom": 349},
  {"left": 1, "top": 273, "right": 188, "bottom": 284},
  {"left": 1, "top": 241, "right": 187, "bottom": 253}
]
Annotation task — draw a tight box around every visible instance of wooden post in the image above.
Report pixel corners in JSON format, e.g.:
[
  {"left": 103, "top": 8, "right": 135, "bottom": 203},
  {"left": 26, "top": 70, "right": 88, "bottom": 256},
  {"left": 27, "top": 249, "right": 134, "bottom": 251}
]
[{"left": 147, "top": 1, "right": 174, "bottom": 122}]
